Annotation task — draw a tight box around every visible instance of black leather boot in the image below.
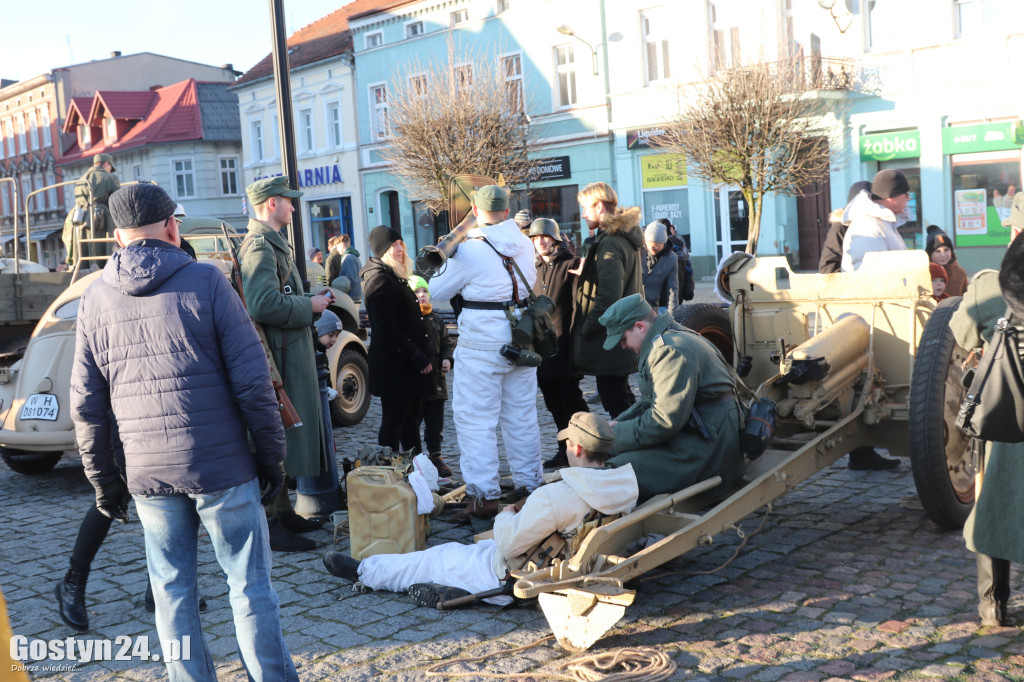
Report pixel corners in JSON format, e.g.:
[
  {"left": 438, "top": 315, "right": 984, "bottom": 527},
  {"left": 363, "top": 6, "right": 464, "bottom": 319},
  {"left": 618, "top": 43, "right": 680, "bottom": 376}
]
[
  {"left": 55, "top": 566, "right": 89, "bottom": 632},
  {"left": 977, "top": 553, "right": 1012, "bottom": 627}
]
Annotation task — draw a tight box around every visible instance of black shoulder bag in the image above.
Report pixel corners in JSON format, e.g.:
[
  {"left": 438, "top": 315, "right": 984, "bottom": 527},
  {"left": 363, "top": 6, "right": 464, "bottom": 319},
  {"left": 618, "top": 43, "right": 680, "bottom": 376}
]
[{"left": 955, "top": 307, "right": 1024, "bottom": 443}]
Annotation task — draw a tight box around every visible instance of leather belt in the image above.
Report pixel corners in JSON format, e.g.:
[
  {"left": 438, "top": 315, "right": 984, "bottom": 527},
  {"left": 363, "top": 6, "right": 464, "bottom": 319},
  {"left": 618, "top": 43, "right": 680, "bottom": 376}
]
[
  {"left": 695, "top": 392, "right": 736, "bottom": 409},
  {"left": 462, "top": 299, "right": 527, "bottom": 310}
]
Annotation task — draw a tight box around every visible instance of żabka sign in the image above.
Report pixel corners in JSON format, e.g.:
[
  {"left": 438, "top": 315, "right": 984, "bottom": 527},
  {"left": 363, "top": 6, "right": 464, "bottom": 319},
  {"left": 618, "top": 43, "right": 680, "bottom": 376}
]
[{"left": 859, "top": 131, "right": 920, "bottom": 161}]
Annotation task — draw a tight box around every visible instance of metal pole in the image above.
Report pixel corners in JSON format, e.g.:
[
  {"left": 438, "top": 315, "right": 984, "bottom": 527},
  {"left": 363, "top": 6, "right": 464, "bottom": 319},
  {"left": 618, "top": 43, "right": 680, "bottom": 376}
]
[{"left": 269, "top": 0, "right": 308, "bottom": 288}]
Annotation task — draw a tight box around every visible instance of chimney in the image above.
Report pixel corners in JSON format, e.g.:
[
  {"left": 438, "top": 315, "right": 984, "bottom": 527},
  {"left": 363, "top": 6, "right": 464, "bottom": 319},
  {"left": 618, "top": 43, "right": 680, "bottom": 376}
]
[
  {"left": 110, "top": 51, "right": 122, "bottom": 58},
  {"left": 221, "top": 63, "right": 234, "bottom": 71}
]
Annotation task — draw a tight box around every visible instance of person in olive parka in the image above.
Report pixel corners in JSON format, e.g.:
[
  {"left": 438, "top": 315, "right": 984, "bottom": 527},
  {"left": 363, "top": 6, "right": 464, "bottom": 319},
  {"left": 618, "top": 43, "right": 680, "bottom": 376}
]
[
  {"left": 951, "top": 229, "right": 1024, "bottom": 627},
  {"left": 360, "top": 225, "right": 434, "bottom": 453},
  {"left": 599, "top": 294, "right": 745, "bottom": 501},
  {"left": 240, "top": 176, "right": 331, "bottom": 552},
  {"left": 572, "top": 182, "right": 644, "bottom": 418}
]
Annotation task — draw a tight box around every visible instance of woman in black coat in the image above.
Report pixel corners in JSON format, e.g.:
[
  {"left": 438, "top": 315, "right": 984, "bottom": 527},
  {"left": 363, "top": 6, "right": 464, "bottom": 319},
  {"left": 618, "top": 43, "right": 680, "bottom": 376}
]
[{"left": 361, "top": 225, "right": 433, "bottom": 452}]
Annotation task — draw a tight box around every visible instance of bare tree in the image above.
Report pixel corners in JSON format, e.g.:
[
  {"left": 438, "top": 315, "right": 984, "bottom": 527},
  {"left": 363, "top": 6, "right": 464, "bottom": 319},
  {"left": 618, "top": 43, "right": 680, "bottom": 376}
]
[
  {"left": 654, "top": 57, "right": 850, "bottom": 254},
  {"left": 378, "top": 42, "right": 539, "bottom": 216}
]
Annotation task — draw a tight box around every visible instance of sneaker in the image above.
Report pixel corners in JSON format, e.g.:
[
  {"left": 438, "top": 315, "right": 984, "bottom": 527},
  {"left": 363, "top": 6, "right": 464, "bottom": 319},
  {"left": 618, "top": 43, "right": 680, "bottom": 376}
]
[
  {"left": 407, "top": 583, "right": 471, "bottom": 609},
  {"left": 543, "top": 452, "right": 568, "bottom": 469},
  {"left": 847, "top": 446, "right": 900, "bottom": 471},
  {"left": 268, "top": 521, "right": 316, "bottom": 552},
  {"left": 429, "top": 453, "right": 453, "bottom": 478},
  {"left": 451, "top": 496, "right": 500, "bottom": 522},
  {"left": 278, "top": 510, "right": 325, "bottom": 533},
  {"left": 323, "top": 551, "right": 361, "bottom": 582}
]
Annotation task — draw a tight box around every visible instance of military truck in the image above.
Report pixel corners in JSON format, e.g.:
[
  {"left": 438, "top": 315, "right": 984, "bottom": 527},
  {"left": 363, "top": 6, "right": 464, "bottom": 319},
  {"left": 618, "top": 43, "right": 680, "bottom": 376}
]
[{"left": 0, "top": 217, "right": 370, "bottom": 475}]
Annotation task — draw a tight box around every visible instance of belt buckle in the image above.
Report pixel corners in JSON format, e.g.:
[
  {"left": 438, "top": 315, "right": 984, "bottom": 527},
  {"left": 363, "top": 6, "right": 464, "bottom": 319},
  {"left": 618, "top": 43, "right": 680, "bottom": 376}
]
[{"left": 283, "top": 284, "right": 293, "bottom": 294}]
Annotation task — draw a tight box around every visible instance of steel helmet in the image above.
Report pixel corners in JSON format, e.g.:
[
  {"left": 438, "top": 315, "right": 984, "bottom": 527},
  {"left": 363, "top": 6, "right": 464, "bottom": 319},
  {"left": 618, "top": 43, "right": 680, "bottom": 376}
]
[{"left": 528, "top": 218, "right": 561, "bottom": 242}]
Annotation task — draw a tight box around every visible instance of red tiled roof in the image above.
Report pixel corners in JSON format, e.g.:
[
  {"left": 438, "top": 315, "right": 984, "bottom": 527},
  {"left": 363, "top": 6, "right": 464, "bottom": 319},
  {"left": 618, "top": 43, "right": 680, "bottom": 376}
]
[
  {"left": 62, "top": 98, "right": 94, "bottom": 133},
  {"left": 347, "top": 0, "right": 413, "bottom": 21},
  {"left": 58, "top": 79, "right": 206, "bottom": 166},
  {"left": 234, "top": 0, "right": 399, "bottom": 86},
  {"left": 90, "top": 91, "right": 157, "bottom": 122}
]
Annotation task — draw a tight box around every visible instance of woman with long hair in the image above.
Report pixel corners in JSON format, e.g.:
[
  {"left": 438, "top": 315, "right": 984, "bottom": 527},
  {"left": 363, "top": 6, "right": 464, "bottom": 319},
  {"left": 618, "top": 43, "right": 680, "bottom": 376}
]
[{"left": 360, "top": 225, "right": 433, "bottom": 451}]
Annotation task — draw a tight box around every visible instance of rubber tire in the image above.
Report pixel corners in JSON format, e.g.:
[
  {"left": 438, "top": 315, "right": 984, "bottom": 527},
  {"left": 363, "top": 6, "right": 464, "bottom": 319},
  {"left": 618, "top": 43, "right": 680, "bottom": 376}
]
[
  {"left": 908, "top": 296, "right": 974, "bottom": 530},
  {"left": 1, "top": 450, "right": 62, "bottom": 475},
  {"left": 330, "top": 348, "right": 371, "bottom": 427},
  {"left": 673, "top": 303, "right": 735, "bottom": 365}
]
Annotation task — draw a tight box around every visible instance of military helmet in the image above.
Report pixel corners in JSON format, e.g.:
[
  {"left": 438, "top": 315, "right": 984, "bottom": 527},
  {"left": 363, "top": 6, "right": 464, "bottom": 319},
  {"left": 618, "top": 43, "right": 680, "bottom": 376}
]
[{"left": 528, "top": 218, "right": 561, "bottom": 242}]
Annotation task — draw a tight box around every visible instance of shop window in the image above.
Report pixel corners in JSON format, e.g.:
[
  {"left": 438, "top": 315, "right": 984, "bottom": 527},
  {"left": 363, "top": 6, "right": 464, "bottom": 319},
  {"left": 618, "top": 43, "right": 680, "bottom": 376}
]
[
  {"left": 951, "top": 153, "right": 1021, "bottom": 246},
  {"left": 877, "top": 159, "right": 922, "bottom": 248},
  {"left": 509, "top": 184, "right": 580, "bottom": 248},
  {"left": 309, "top": 198, "right": 352, "bottom": 256}
]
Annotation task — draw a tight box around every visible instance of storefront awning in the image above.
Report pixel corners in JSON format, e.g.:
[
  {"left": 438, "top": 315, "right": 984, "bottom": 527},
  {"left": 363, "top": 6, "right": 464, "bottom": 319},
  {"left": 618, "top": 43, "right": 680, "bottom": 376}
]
[
  {"left": 0, "top": 233, "right": 15, "bottom": 245},
  {"left": 19, "top": 228, "right": 62, "bottom": 243}
]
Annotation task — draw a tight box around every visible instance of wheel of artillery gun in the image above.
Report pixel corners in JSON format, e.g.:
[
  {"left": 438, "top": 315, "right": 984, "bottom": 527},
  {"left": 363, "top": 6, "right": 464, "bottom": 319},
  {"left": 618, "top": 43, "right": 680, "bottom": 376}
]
[
  {"left": 673, "top": 304, "right": 735, "bottom": 364},
  {"left": 908, "top": 297, "right": 975, "bottom": 530}
]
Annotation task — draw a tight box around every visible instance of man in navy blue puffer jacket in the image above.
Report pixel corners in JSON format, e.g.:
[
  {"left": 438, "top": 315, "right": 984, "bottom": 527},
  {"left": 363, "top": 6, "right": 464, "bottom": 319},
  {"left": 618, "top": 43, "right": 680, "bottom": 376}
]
[{"left": 70, "top": 183, "right": 298, "bottom": 680}]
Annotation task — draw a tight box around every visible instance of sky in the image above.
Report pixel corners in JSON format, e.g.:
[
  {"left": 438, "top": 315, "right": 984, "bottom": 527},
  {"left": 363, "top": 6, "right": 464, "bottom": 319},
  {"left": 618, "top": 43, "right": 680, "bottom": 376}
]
[{"left": 2, "top": 0, "right": 351, "bottom": 82}]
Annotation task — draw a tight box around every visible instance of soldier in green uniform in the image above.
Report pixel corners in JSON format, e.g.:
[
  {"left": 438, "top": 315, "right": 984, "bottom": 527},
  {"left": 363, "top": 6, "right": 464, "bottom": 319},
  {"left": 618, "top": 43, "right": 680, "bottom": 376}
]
[
  {"left": 61, "top": 153, "right": 120, "bottom": 266},
  {"left": 598, "top": 294, "right": 745, "bottom": 501},
  {"left": 240, "top": 176, "right": 331, "bottom": 552}
]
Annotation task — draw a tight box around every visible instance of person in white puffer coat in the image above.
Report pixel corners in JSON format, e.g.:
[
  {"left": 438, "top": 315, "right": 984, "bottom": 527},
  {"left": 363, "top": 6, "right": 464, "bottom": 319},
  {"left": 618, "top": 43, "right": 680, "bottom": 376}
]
[
  {"left": 840, "top": 169, "right": 911, "bottom": 272},
  {"left": 427, "top": 185, "right": 543, "bottom": 520}
]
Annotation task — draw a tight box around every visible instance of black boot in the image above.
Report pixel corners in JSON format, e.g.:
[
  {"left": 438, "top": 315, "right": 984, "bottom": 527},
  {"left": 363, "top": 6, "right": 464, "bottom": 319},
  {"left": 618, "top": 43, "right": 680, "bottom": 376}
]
[
  {"left": 323, "top": 551, "right": 361, "bottom": 582},
  {"left": 978, "top": 553, "right": 1012, "bottom": 627},
  {"left": 55, "top": 566, "right": 89, "bottom": 632},
  {"left": 268, "top": 519, "right": 316, "bottom": 552},
  {"left": 847, "top": 446, "right": 900, "bottom": 470}
]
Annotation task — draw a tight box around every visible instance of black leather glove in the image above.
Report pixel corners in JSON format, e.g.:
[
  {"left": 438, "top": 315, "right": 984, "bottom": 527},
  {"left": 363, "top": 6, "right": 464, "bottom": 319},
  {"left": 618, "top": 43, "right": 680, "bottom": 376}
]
[
  {"left": 95, "top": 477, "right": 130, "bottom": 523},
  {"left": 258, "top": 461, "right": 286, "bottom": 507}
]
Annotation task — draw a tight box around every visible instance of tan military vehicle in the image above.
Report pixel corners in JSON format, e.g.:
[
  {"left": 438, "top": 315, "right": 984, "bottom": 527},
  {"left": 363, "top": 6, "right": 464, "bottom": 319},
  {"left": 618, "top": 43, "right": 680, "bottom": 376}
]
[{"left": 0, "top": 217, "right": 370, "bottom": 475}]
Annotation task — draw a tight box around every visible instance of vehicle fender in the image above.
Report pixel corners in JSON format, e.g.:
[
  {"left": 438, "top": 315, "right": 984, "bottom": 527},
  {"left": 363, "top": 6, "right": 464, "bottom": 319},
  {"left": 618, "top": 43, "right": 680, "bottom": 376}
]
[{"left": 325, "top": 331, "right": 366, "bottom": 382}]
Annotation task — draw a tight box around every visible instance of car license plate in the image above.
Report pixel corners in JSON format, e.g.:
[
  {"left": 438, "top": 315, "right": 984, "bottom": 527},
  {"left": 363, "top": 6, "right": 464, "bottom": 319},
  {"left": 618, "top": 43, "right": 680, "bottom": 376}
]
[{"left": 20, "top": 393, "right": 59, "bottom": 421}]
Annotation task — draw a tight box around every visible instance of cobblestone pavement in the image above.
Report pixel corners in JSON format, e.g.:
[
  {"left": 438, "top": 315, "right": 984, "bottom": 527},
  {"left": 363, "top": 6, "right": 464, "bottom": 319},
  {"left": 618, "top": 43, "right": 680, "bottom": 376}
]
[{"left": 5, "top": 328, "right": 1024, "bottom": 680}]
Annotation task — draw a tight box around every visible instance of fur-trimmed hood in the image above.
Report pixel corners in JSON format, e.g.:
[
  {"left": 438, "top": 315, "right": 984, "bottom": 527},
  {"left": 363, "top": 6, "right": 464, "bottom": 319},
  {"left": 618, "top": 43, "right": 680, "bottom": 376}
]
[{"left": 598, "top": 206, "right": 644, "bottom": 247}]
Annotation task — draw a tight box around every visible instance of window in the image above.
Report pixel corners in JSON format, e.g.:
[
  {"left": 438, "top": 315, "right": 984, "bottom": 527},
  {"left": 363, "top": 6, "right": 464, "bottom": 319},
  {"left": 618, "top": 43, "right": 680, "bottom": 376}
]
[
  {"left": 370, "top": 84, "right": 389, "bottom": 140},
  {"left": 710, "top": 1, "right": 740, "bottom": 70},
  {"left": 641, "top": 8, "right": 671, "bottom": 82},
  {"left": 40, "top": 108, "right": 51, "bottom": 147},
  {"left": 1, "top": 120, "right": 8, "bottom": 159},
  {"left": 450, "top": 9, "right": 468, "bottom": 25},
  {"left": 954, "top": 0, "right": 1002, "bottom": 38},
  {"left": 31, "top": 172, "right": 42, "bottom": 209},
  {"left": 104, "top": 116, "right": 117, "bottom": 142},
  {"left": 220, "top": 157, "right": 239, "bottom": 195},
  {"left": 172, "top": 159, "right": 195, "bottom": 198},
  {"left": 300, "top": 108, "right": 314, "bottom": 153},
  {"left": 22, "top": 177, "right": 32, "bottom": 212},
  {"left": 27, "top": 111, "right": 38, "bottom": 151},
  {"left": 328, "top": 102, "right": 342, "bottom": 147},
  {"left": 497, "top": 0, "right": 512, "bottom": 12},
  {"left": 45, "top": 169, "right": 56, "bottom": 209},
  {"left": 133, "top": 164, "right": 143, "bottom": 181},
  {"left": 502, "top": 54, "right": 523, "bottom": 112},
  {"left": 365, "top": 31, "right": 383, "bottom": 49},
  {"left": 272, "top": 115, "right": 280, "bottom": 158},
  {"left": 16, "top": 117, "right": 26, "bottom": 151},
  {"left": 78, "top": 123, "right": 90, "bottom": 151},
  {"left": 555, "top": 45, "right": 577, "bottom": 108},
  {"left": 0, "top": 183, "right": 8, "bottom": 215},
  {"left": 409, "top": 74, "right": 428, "bottom": 99},
  {"left": 454, "top": 64, "right": 473, "bottom": 90},
  {"left": 251, "top": 121, "right": 264, "bottom": 161},
  {"left": 406, "top": 21, "right": 424, "bottom": 38}
]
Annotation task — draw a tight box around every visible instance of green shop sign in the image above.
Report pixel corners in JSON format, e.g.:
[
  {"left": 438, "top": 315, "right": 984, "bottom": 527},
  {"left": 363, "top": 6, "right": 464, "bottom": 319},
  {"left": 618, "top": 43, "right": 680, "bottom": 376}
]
[
  {"left": 942, "top": 121, "right": 1024, "bottom": 154},
  {"left": 859, "top": 130, "right": 920, "bottom": 161}
]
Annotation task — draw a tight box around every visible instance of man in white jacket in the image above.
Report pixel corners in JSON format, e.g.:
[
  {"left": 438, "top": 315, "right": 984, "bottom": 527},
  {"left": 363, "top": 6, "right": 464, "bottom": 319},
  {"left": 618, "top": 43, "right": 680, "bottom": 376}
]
[
  {"left": 322, "top": 412, "right": 639, "bottom": 606},
  {"left": 425, "top": 185, "right": 544, "bottom": 519},
  {"left": 840, "top": 169, "right": 911, "bottom": 272}
]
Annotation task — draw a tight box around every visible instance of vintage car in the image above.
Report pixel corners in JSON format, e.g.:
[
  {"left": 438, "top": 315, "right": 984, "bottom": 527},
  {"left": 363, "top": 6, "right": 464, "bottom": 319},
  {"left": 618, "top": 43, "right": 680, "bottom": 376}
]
[{"left": 0, "top": 217, "right": 370, "bottom": 475}]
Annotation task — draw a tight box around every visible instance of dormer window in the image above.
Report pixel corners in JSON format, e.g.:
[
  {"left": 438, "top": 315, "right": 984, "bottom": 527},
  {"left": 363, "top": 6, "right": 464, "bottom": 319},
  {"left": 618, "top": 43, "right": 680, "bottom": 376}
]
[
  {"left": 105, "top": 116, "right": 117, "bottom": 141},
  {"left": 79, "top": 123, "right": 91, "bottom": 150}
]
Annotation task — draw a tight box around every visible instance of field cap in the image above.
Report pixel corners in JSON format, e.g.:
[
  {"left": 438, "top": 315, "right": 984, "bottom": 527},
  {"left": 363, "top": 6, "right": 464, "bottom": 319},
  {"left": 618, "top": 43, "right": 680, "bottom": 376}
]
[
  {"left": 870, "top": 169, "right": 910, "bottom": 200},
  {"left": 94, "top": 153, "right": 116, "bottom": 171},
  {"left": 599, "top": 294, "right": 652, "bottom": 351},
  {"left": 109, "top": 184, "right": 176, "bottom": 229},
  {"left": 246, "top": 176, "right": 303, "bottom": 206},
  {"left": 473, "top": 185, "right": 509, "bottom": 211},
  {"left": 557, "top": 412, "right": 614, "bottom": 455}
]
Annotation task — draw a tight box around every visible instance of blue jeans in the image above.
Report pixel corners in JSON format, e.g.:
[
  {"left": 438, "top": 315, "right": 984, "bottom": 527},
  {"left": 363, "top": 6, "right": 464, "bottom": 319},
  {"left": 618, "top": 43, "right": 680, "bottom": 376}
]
[{"left": 134, "top": 478, "right": 297, "bottom": 681}]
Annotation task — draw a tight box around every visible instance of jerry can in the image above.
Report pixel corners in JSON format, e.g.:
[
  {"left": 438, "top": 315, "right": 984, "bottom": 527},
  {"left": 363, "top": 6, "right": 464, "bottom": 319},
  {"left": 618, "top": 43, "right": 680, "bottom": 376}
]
[{"left": 346, "top": 465, "right": 426, "bottom": 559}]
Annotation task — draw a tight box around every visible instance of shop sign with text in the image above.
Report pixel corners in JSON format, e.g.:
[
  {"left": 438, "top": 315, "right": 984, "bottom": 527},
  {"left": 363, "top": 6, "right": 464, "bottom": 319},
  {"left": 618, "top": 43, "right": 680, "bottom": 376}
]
[
  {"left": 942, "top": 121, "right": 1024, "bottom": 154},
  {"left": 859, "top": 130, "right": 920, "bottom": 161},
  {"left": 640, "top": 154, "right": 687, "bottom": 188}
]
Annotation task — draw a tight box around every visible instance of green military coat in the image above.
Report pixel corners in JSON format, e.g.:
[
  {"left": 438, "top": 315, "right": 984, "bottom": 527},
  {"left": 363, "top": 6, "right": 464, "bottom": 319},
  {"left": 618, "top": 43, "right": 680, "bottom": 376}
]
[
  {"left": 61, "top": 166, "right": 120, "bottom": 265},
  {"left": 608, "top": 313, "right": 745, "bottom": 501},
  {"left": 239, "top": 218, "right": 324, "bottom": 478},
  {"left": 950, "top": 270, "right": 1024, "bottom": 564},
  {"left": 573, "top": 206, "right": 645, "bottom": 377}
]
